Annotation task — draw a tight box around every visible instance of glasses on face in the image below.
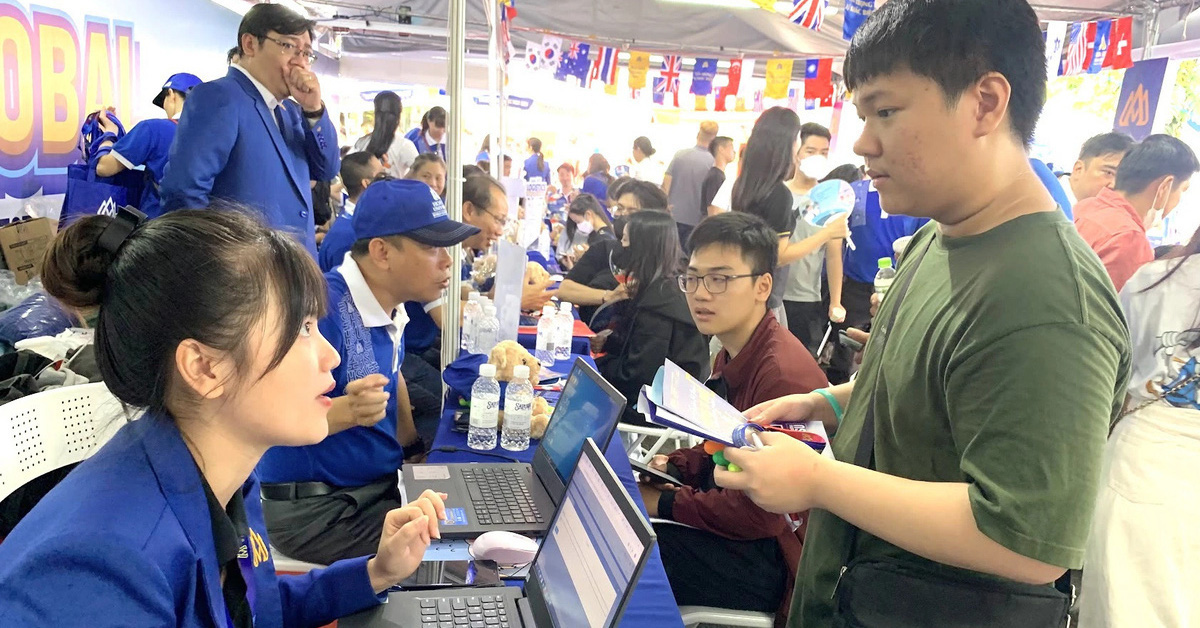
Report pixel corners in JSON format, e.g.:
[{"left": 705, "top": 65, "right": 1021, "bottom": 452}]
[
  {"left": 482, "top": 209, "right": 508, "bottom": 227},
  {"left": 264, "top": 36, "right": 317, "bottom": 64},
  {"left": 678, "top": 272, "right": 759, "bottom": 295},
  {"left": 613, "top": 202, "right": 638, "bottom": 216}
]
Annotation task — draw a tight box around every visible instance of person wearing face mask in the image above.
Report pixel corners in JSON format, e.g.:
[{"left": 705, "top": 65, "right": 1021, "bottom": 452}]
[
  {"left": 160, "top": 4, "right": 339, "bottom": 258},
  {"left": 559, "top": 181, "right": 669, "bottom": 323},
  {"left": 1074, "top": 135, "right": 1199, "bottom": 291}
]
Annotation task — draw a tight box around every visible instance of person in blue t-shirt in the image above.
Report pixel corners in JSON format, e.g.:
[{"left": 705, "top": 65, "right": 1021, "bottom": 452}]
[
  {"left": 94, "top": 73, "right": 202, "bottom": 218},
  {"left": 258, "top": 179, "right": 479, "bottom": 566},
  {"left": 319, "top": 151, "right": 386, "bottom": 273},
  {"left": 404, "top": 106, "right": 447, "bottom": 161},
  {"left": 523, "top": 137, "right": 551, "bottom": 183}
]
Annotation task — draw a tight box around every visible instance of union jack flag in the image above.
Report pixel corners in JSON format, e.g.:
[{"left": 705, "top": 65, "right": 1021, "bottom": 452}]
[
  {"left": 659, "top": 55, "right": 682, "bottom": 92},
  {"left": 790, "top": 0, "right": 825, "bottom": 31},
  {"left": 1063, "top": 22, "right": 1089, "bottom": 76}
]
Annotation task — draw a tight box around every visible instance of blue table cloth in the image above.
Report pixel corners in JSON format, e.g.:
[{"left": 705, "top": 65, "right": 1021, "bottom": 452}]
[{"left": 428, "top": 355, "right": 685, "bottom": 628}]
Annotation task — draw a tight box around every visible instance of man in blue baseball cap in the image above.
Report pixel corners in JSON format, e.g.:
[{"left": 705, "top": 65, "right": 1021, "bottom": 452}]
[
  {"left": 94, "top": 72, "right": 202, "bottom": 218},
  {"left": 258, "top": 178, "right": 479, "bottom": 565}
]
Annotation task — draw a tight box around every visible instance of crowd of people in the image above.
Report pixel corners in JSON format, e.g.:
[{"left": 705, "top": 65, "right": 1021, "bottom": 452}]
[{"left": 0, "top": 0, "right": 1197, "bottom": 627}]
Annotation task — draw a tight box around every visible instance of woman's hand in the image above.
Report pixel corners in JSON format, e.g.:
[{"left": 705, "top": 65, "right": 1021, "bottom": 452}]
[
  {"left": 743, "top": 393, "right": 826, "bottom": 426},
  {"left": 366, "top": 490, "right": 447, "bottom": 593}
]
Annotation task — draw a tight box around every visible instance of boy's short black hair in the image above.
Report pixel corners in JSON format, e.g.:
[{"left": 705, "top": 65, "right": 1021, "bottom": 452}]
[
  {"left": 800, "top": 123, "right": 831, "bottom": 145},
  {"left": 688, "top": 212, "right": 778, "bottom": 275},
  {"left": 237, "top": 4, "right": 316, "bottom": 55},
  {"left": 1078, "top": 132, "right": 1135, "bottom": 163},
  {"left": 1114, "top": 134, "right": 1200, "bottom": 194},
  {"left": 226, "top": 46, "right": 240, "bottom": 64},
  {"left": 708, "top": 136, "right": 733, "bottom": 157},
  {"left": 340, "top": 151, "right": 378, "bottom": 198},
  {"left": 844, "top": 0, "right": 1045, "bottom": 148}
]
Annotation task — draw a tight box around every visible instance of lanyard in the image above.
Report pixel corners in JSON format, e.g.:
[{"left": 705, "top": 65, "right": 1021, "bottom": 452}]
[{"left": 224, "top": 534, "right": 260, "bottom": 628}]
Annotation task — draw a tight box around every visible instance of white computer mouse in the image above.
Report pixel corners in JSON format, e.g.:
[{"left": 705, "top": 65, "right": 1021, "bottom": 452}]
[{"left": 469, "top": 531, "right": 539, "bottom": 566}]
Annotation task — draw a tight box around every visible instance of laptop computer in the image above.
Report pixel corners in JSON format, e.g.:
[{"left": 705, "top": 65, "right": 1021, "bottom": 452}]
[
  {"left": 343, "top": 438, "right": 656, "bottom": 628},
  {"left": 402, "top": 358, "right": 626, "bottom": 539}
]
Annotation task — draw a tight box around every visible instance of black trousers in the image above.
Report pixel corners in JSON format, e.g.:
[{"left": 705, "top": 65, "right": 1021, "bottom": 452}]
[
  {"left": 656, "top": 521, "right": 788, "bottom": 614},
  {"left": 783, "top": 300, "right": 826, "bottom": 355},
  {"left": 677, "top": 222, "right": 695, "bottom": 254},
  {"left": 827, "top": 276, "right": 874, "bottom": 385},
  {"left": 401, "top": 349, "right": 445, "bottom": 445},
  {"left": 261, "top": 476, "right": 403, "bottom": 566}
]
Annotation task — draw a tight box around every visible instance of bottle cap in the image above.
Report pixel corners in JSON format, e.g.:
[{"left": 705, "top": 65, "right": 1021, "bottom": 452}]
[
  {"left": 543, "top": 305, "right": 557, "bottom": 316},
  {"left": 878, "top": 258, "right": 893, "bottom": 269},
  {"left": 479, "top": 363, "right": 497, "bottom": 377},
  {"left": 513, "top": 365, "right": 530, "bottom": 379},
  {"left": 468, "top": 292, "right": 480, "bottom": 302}
]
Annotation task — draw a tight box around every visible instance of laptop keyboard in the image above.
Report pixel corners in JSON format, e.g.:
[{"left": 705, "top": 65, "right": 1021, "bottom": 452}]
[
  {"left": 462, "top": 468, "right": 545, "bottom": 526},
  {"left": 420, "top": 594, "right": 511, "bottom": 628}
]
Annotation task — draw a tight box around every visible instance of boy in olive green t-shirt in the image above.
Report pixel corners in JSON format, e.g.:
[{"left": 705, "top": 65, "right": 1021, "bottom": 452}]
[{"left": 714, "top": 2, "right": 1131, "bottom": 627}]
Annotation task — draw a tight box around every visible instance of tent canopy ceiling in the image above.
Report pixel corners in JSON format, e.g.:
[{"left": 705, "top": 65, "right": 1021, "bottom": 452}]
[{"left": 315, "top": 0, "right": 1149, "bottom": 59}]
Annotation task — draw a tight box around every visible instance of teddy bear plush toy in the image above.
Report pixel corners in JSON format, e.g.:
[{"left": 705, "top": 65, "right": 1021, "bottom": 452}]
[
  {"left": 524, "top": 261, "right": 551, "bottom": 287},
  {"left": 487, "top": 340, "right": 543, "bottom": 383}
]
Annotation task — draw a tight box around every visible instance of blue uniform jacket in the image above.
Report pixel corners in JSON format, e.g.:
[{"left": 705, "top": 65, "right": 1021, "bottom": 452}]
[
  {"left": 0, "top": 412, "right": 382, "bottom": 627},
  {"left": 110, "top": 118, "right": 177, "bottom": 218},
  {"left": 160, "top": 67, "right": 340, "bottom": 256},
  {"left": 404, "top": 127, "right": 447, "bottom": 161}
]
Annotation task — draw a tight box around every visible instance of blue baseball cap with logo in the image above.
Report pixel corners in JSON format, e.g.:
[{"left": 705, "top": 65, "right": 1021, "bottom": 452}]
[
  {"left": 153, "top": 73, "right": 203, "bottom": 109},
  {"left": 353, "top": 179, "right": 480, "bottom": 247}
]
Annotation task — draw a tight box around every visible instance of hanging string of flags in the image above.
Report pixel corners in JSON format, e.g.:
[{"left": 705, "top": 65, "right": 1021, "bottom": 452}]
[
  {"left": 1046, "top": 15, "right": 1135, "bottom": 77},
  {"left": 518, "top": 33, "right": 838, "bottom": 112}
]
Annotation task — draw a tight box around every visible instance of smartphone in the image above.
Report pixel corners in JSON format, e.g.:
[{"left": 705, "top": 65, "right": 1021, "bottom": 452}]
[
  {"left": 630, "top": 459, "right": 681, "bottom": 487},
  {"left": 397, "top": 560, "right": 502, "bottom": 590},
  {"left": 838, "top": 330, "right": 864, "bottom": 353},
  {"left": 452, "top": 409, "right": 470, "bottom": 433}
]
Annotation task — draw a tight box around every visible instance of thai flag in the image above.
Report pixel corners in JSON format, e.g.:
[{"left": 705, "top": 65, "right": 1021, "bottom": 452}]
[
  {"left": 591, "top": 46, "right": 618, "bottom": 86},
  {"left": 790, "top": 0, "right": 825, "bottom": 31}
]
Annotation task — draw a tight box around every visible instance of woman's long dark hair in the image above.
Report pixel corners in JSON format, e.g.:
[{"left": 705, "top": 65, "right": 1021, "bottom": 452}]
[
  {"left": 1144, "top": 225, "right": 1200, "bottom": 350},
  {"left": 565, "top": 194, "right": 607, "bottom": 242},
  {"left": 586, "top": 154, "right": 614, "bottom": 186},
  {"left": 366, "top": 91, "right": 402, "bottom": 158},
  {"left": 623, "top": 210, "right": 682, "bottom": 296},
  {"left": 732, "top": 107, "right": 801, "bottom": 214},
  {"left": 529, "top": 137, "right": 545, "bottom": 173}
]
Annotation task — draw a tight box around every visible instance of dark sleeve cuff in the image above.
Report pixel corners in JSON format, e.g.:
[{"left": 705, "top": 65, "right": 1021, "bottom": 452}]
[{"left": 657, "top": 489, "right": 677, "bottom": 521}]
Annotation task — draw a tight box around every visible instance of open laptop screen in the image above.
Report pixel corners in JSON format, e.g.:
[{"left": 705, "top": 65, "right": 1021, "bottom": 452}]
[
  {"left": 530, "top": 443, "right": 649, "bottom": 628},
  {"left": 538, "top": 363, "right": 625, "bottom": 484}
]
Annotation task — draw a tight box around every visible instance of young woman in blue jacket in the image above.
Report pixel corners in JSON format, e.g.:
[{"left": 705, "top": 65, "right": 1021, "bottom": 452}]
[{"left": 0, "top": 208, "right": 446, "bottom": 628}]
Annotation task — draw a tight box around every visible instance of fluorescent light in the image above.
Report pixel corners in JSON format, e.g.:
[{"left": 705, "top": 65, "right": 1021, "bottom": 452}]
[{"left": 209, "top": 0, "right": 251, "bottom": 16}]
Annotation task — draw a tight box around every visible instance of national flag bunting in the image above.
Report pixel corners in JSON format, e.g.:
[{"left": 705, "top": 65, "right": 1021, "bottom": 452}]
[
  {"left": 541, "top": 35, "right": 563, "bottom": 69},
  {"left": 843, "top": 0, "right": 873, "bottom": 41},
  {"left": 590, "top": 46, "right": 619, "bottom": 86},
  {"left": 715, "top": 59, "right": 744, "bottom": 112},
  {"left": 656, "top": 56, "right": 682, "bottom": 107},
  {"left": 790, "top": 0, "right": 825, "bottom": 31},
  {"left": 1105, "top": 16, "right": 1134, "bottom": 70},
  {"left": 804, "top": 58, "right": 834, "bottom": 107},
  {"left": 691, "top": 58, "right": 719, "bottom": 95},
  {"left": 765, "top": 59, "right": 793, "bottom": 99},
  {"left": 1062, "top": 22, "right": 1091, "bottom": 76},
  {"left": 628, "top": 51, "right": 651, "bottom": 89},
  {"left": 1089, "top": 19, "right": 1111, "bottom": 74},
  {"left": 554, "top": 42, "right": 591, "bottom": 85},
  {"left": 497, "top": 0, "right": 516, "bottom": 66}
]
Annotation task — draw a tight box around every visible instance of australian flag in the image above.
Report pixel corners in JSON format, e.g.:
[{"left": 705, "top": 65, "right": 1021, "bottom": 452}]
[{"left": 554, "top": 42, "right": 591, "bottom": 85}]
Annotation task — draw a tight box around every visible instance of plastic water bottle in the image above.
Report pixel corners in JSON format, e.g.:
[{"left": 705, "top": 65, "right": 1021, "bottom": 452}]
[
  {"left": 469, "top": 364, "right": 501, "bottom": 450},
  {"left": 535, "top": 305, "right": 557, "bottom": 367},
  {"left": 462, "top": 292, "right": 482, "bottom": 352},
  {"left": 874, "top": 258, "right": 896, "bottom": 298},
  {"left": 476, "top": 304, "right": 499, "bottom": 355},
  {"left": 554, "top": 301, "right": 573, "bottom": 361},
  {"left": 501, "top": 365, "right": 533, "bottom": 451}
]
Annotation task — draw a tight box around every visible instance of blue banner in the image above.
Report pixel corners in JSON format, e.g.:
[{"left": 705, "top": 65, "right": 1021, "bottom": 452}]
[
  {"left": 843, "top": 0, "right": 874, "bottom": 41},
  {"left": 1113, "top": 58, "right": 1168, "bottom": 141},
  {"left": 690, "top": 58, "right": 718, "bottom": 95},
  {"left": 1089, "top": 19, "right": 1112, "bottom": 74}
]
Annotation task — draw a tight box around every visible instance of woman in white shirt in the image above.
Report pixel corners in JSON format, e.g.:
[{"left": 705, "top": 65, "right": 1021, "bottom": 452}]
[
  {"left": 1080, "top": 229, "right": 1200, "bottom": 627},
  {"left": 353, "top": 91, "right": 419, "bottom": 178},
  {"left": 630, "top": 136, "right": 665, "bottom": 184}
]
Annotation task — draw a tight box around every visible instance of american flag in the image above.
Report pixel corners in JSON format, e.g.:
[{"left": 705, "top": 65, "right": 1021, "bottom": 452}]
[
  {"left": 1063, "top": 22, "right": 1089, "bottom": 76},
  {"left": 790, "top": 0, "right": 825, "bottom": 31}
]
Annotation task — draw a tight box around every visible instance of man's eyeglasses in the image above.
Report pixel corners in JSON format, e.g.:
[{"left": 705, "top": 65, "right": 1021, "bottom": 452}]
[
  {"left": 482, "top": 209, "right": 509, "bottom": 227},
  {"left": 264, "top": 36, "right": 317, "bottom": 64},
  {"left": 678, "top": 273, "right": 760, "bottom": 295}
]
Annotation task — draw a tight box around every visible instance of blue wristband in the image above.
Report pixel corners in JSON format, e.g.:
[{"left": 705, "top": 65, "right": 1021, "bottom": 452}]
[{"left": 814, "top": 388, "right": 844, "bottom": 421}]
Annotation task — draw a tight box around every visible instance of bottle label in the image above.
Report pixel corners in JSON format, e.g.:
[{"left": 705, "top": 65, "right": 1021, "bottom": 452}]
[
  {"left": 471, "top": 397, "right": 499, "bottom": 428},
  {"left": 506, "top": 401, "right": 532, "bottom": 427}
]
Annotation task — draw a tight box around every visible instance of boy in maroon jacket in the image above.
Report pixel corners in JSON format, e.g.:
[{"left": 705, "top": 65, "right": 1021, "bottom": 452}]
[{"left": 639, "top": 212, "right": 828, "bottom": 624}]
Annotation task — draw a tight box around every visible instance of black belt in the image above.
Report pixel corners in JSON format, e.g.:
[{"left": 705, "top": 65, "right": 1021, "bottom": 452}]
[{"left": 260, "top": 481, "right": 340, "bottom": 501}]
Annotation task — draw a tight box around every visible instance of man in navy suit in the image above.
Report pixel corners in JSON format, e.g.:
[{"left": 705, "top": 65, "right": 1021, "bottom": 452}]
[{"left": 160, "top": 4, "right": 339, "bottom": 256}]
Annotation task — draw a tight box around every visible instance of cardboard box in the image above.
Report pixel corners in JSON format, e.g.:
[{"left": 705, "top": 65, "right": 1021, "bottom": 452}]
[{"left": 0, "top": 218, "right": 57, "bottom": 285}]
